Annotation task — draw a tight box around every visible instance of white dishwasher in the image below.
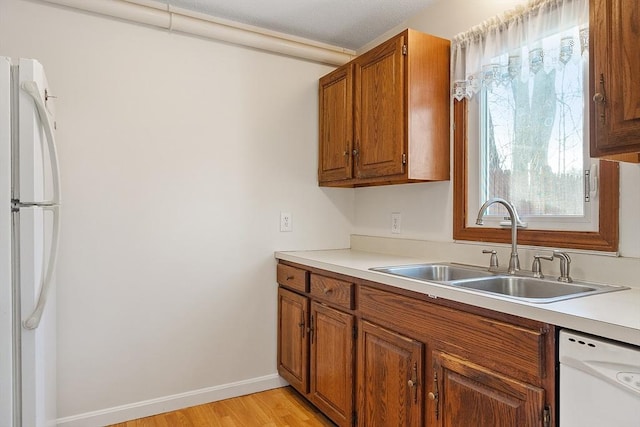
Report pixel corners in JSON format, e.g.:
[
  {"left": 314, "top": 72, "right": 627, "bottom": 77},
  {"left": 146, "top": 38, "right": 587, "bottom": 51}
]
[{"left": 559, "top": 330, "right": 640, "bottom": 427}]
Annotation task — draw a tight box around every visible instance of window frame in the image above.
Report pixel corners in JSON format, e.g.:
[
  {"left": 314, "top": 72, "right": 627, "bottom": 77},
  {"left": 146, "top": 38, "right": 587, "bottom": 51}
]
[{"left": 452, "top": 98, "right": 619, "bottom": 252}]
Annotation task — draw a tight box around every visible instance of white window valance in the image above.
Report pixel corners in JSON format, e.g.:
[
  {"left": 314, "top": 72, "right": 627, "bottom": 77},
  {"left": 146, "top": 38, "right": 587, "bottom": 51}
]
[{"left": 451, "top": 0, "right": 589, "bottom": 101}]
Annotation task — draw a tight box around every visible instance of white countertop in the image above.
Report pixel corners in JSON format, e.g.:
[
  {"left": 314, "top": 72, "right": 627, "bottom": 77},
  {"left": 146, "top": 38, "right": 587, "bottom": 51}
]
[{"left": 275, "top": 249, "right": 640, "bottom": 346}]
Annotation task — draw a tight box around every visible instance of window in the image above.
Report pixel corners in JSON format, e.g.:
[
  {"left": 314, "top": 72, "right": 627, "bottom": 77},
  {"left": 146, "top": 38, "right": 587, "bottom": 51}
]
[
  {"left": 479, "top": 24, "right": 593, "bottom": 230},
  {"left": 451, "top": 0, "right": 618, "bottom": 252}
]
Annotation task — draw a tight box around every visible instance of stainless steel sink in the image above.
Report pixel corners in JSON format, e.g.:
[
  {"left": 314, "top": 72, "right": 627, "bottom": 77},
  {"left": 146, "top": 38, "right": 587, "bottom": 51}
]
[
  {"left": 369, "top": 262, "right": 629, "bottom": 303},
  {"left": 369, "top": 263, "right": 494, "bottom": 282},
  {"left": 451, "top": 275, "right": 628, "bottom": 303}
]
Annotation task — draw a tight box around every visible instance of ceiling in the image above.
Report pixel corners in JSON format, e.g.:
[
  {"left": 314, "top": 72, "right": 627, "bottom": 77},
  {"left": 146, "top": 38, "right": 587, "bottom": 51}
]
[{"left": 165, "top": 0, "right": 436, "bottom": 51}]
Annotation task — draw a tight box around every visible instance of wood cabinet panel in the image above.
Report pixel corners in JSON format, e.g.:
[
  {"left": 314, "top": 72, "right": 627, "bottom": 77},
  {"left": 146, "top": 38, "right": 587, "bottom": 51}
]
[
  {"left": 277, "top": 287, "right": 309, "bottom": 393},
  {"left": 359, "top": 285, "right": 548, "bottom": 386},
  {"left": 310, "top": 274, "right": 354, "bottom": 310},
  {"left": 431, "top": 352, "right": 546, "bottom": 427},
  {"left": 277, "top": 264, "right": 309, "bottom": 293},
  {"left": 310, "top": 302, "right": 355, "bottom": 427},
  {"left": 405, "top": 31, "right": 452, "bottom": 180},
  {"left": 354, "top": 34, "right": 405, "bottom": 179},
  {"left": 590, "top": 0, "right": 640, "bottom": 160},
  {"left": 319, "top": 65, "right": 354, "bottom": 182},
  {"left": 357, "top": 320, "right": 423, "bottom": 427}
]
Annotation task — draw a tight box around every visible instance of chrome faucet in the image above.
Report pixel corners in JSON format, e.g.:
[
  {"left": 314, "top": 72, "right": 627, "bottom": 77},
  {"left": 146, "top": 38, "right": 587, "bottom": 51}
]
[
  {"left": 476, "top": 198, "right": 524, "bottom": 275},
  {"left": 532, "top": 254, "right": 554, "bottom": 278},
  {"left": 482, "top": 249, "right": 499, "bottom": 272},
  {"left": 552, "top": 250, "right": 573, "bottom": 283}
]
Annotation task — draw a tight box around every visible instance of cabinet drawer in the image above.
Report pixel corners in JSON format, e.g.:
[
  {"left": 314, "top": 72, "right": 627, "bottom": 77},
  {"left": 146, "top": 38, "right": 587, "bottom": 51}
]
[
  {"left": 310, "top": 275, "right": 354, "bottom": 310},
  {"left": 277, "top": 264, "right": 308, "bottom": 292}
]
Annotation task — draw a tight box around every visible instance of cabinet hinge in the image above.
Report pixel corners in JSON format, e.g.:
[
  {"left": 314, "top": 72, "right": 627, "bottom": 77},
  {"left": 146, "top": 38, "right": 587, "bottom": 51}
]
[
  {"left": 543, "top": 406, "right": 551, "bottom": 427},
  {"left": 402, "top": 44, "right": 408, "bottom": 55},
  {"left": 402, "top": 153, "right": 407, "bottom": 165}
]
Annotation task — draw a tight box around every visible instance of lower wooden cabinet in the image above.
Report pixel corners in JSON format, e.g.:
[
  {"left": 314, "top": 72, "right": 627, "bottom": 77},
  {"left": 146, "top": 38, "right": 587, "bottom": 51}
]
[
  {"left": 430, "top": 351, "right": 547, "bottom": 427},
  {"left": 310, "top": 301, "right": 355, "bottom": 426},
  {"left": 277, "top": 287, "right": 309, "bottom": 393},
  {"left": 357, "top": 320, "right": 423, "bottom": 427},
  {"left": 278, "top": 269, "right": 356, "bottom": 427},
  {"left": 277, "top": 262, "right": 556, "bottom": 427}
]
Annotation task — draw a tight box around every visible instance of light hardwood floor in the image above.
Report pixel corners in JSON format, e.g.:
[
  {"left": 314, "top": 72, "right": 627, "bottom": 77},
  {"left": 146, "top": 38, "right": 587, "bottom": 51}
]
[{"left": 108, "top": 387, "right": 336, "bottom": 427}]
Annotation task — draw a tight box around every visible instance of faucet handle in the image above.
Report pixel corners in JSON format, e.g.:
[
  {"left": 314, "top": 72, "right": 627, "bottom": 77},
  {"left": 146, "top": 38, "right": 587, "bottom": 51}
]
[
  {"left": 552, "top": 250, "right": 573, "bottom": 283},
  {"left": 482, "top": 249, "right": 499, "bottom": 272},
  {"left": 532, "top": 254, "right": 554, "bottom": 279}
]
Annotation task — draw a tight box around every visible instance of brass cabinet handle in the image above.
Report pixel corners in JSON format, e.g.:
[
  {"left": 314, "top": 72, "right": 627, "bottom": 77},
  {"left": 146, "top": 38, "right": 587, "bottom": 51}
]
[
  {"left": 593, "top": 73, "right": 607, "bottom": 124},
  {"left": 286, "top": 275, "right": 294, "bottom": 280},
  {"left": 430, "top": 369, "right": 440, "bottom": 420},
  {"left": 323, "top": 287, "right": 333, "bottom": 295},
  {"left": 299, "top": 312, "right": 306, "bottom": 339},
  {"left": 353, "top": 143, "right": 360, "bottom": 166},
  {"left": 408, "top": 362, "right": 418, "bottom": 403}
]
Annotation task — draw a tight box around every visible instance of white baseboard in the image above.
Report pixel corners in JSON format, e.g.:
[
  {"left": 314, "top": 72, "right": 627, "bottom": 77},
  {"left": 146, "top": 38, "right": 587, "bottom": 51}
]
[{"left": 56, "top": 374, "right": 289, "bottom": 427}]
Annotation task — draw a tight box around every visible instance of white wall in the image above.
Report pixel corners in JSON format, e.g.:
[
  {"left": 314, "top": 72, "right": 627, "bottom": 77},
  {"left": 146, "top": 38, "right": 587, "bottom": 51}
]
[
  {"left": 1, "top": 0, "right": 638, "bottom": 424},
  {"left": 0, "top": 0, "right": 353, "bottom": 424},
  {"left": 354, "top": 0, "right": 640, "bottom": 258}
]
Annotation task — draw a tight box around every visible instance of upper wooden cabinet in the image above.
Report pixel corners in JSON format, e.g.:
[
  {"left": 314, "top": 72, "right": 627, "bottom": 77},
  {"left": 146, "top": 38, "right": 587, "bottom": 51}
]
[
  {"left": 318, "top": 29, "right": 451, "bottom": 187},
  {"left": 590, "top": 0, "right": 640, "bottom": 162},
  {"left": 319, "top": 65, "right": 354, "bottom": 182}
]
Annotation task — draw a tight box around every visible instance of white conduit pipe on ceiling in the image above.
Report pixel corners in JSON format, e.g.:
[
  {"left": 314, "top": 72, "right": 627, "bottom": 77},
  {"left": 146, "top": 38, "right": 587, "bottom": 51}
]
[{"left": 39, "top": 0, "right": 355, "bottom": 66}]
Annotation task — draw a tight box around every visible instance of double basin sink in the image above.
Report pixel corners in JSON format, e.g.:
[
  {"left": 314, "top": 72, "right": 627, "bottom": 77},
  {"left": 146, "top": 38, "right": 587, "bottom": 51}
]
[{"left": 369, "top": 263, "right": 628, "bottom": 303}]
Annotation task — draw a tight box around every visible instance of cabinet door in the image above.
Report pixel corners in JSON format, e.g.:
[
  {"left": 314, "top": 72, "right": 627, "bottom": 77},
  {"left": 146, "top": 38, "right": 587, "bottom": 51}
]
[
  {"left": 277, "top": 287, "right": 309, "bottom": 393},
  {"left": 354, "top": 34, "right": 406, "bottom": 179},
  {"left": 310, "top": 302, "right": 354, "bottom": 427},
  {"left": 430, "top": 351, "right": 546, "bottom": 427},
  {"left": 590, "top": 0, "right": 640, "bottom": 159},
  {"left": 357, "top": 320, "right": 423, "bottom": 427},
  {"left": 319, "top": 64, "right": 354, "bottom": 182}
]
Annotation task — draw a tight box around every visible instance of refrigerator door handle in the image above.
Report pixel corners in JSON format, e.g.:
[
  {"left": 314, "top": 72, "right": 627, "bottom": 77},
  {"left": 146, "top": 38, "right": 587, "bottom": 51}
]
[
  {"left": 20, "top": 80, "right": 62, "bottom": 204},
  {"left": 23, "top": 205, "right": 60, "bottom": 330}
]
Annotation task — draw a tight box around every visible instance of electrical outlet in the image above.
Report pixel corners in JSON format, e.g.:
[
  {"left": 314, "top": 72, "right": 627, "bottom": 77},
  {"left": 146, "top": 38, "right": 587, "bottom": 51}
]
[
  {"left": 280, "top": 212, "right": 292, "bottom": 232},
  {"left": 391, "top": 212, "right": 401, "bottom": 234}
]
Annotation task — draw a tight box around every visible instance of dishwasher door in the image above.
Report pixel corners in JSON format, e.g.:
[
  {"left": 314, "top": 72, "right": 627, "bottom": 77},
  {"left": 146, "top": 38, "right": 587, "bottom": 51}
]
[{"left": 559, "top": 330, "right": 640, "bottom": 427}]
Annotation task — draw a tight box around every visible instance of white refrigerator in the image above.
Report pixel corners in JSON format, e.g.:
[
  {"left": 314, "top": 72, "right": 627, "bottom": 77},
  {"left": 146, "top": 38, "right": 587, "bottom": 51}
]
[{"left": 1, "top": 57, "right": 60, "bottom": 427}]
